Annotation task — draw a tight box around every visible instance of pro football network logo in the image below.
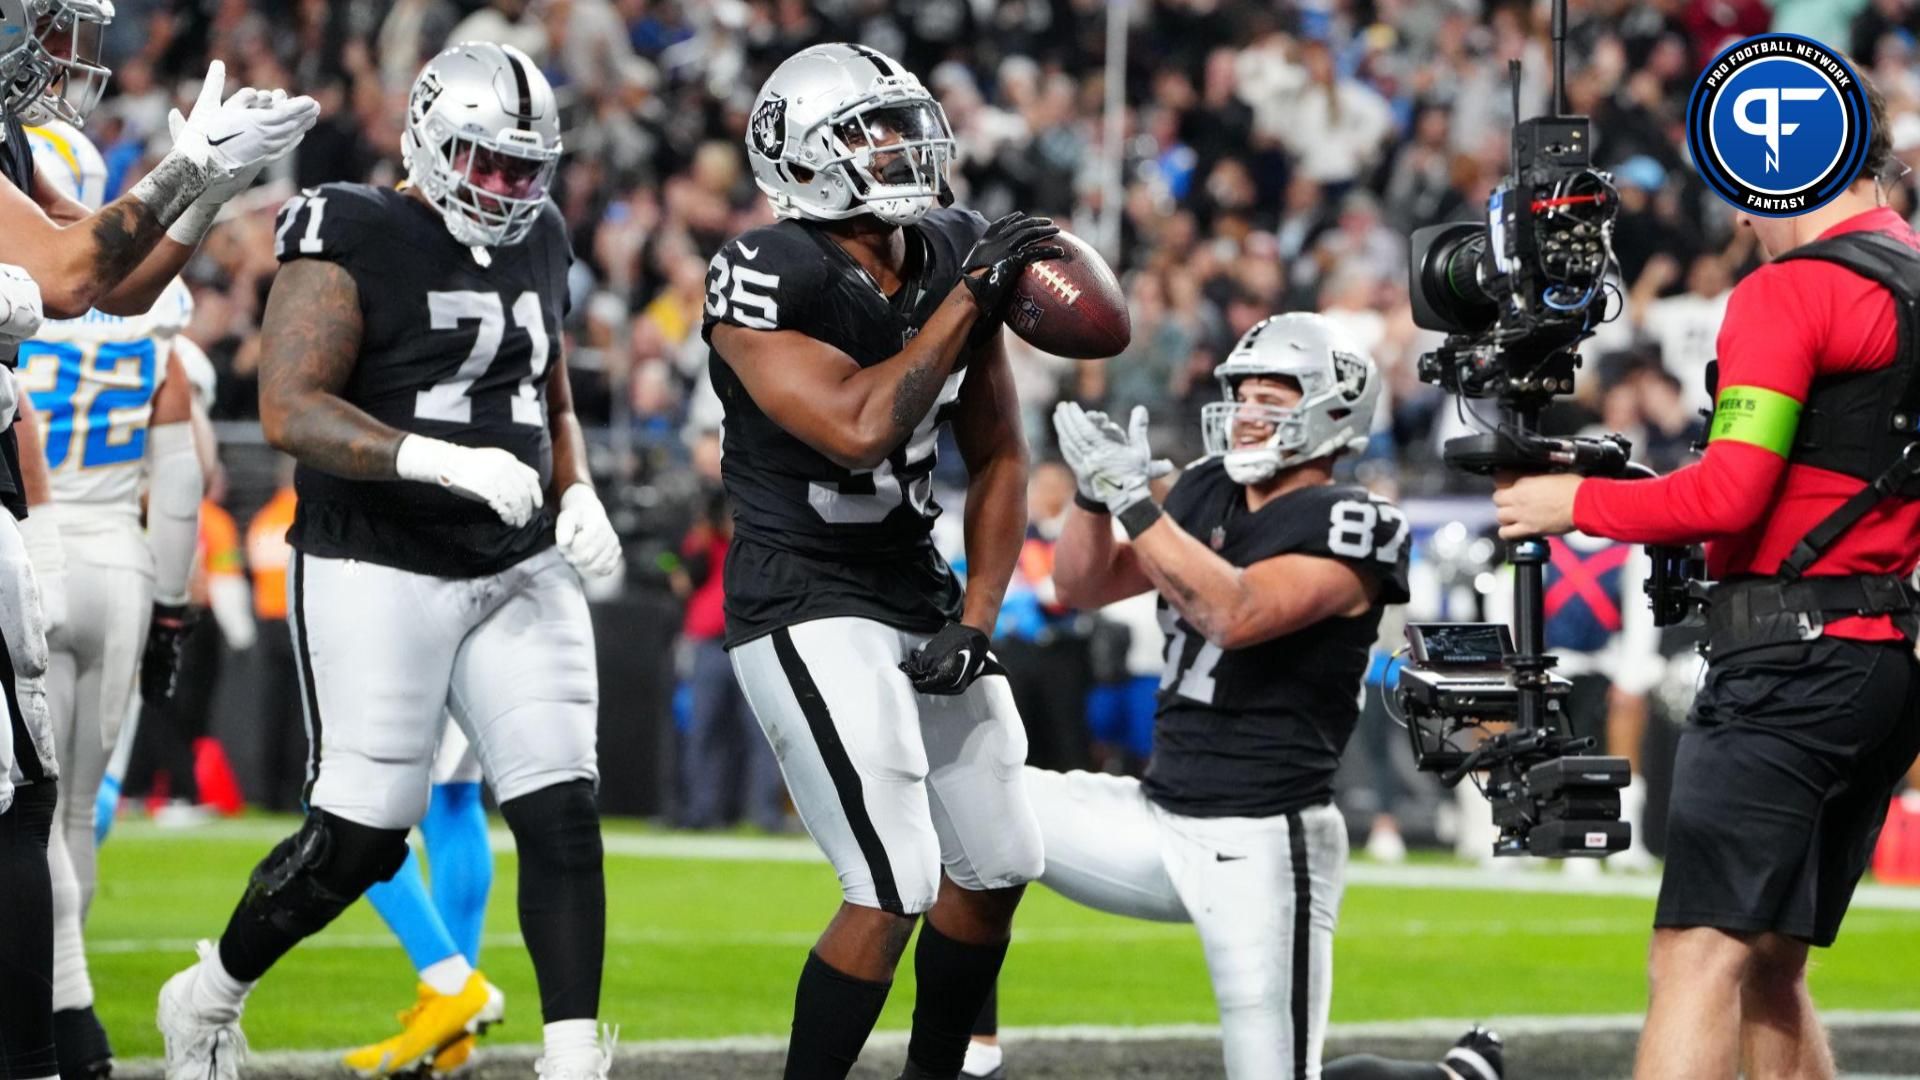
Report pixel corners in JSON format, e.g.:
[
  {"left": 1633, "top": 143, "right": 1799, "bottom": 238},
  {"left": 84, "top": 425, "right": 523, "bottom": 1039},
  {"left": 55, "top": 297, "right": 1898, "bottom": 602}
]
[{"left": 1686, "top": 34, "right": 1871, "bottom": 216}]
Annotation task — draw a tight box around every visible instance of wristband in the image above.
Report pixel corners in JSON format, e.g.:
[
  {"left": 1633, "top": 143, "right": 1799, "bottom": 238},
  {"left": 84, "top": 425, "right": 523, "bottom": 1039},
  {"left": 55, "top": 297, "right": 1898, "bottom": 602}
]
[
  {"left": 1117, "top": 498, "right": 1163, "bottom": 539},
  {"left": 1073, "top": 491, "right": 1109, "bottom": 514}
]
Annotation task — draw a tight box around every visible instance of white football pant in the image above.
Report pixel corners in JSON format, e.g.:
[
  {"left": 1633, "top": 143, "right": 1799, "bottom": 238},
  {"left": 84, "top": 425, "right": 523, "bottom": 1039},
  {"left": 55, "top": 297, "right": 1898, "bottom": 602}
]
[
  {"left": 291, "top": 548, "right": 597, "bottom": 830},
  {"left": 730, "top": 617, "right": 1043, "bottom": 915},
  {"left": 1025, "top": 768, "right": 1347, "bottom": 1080},
  {"left": 0, "top": 507, "right": 53, "bottom": 810}
]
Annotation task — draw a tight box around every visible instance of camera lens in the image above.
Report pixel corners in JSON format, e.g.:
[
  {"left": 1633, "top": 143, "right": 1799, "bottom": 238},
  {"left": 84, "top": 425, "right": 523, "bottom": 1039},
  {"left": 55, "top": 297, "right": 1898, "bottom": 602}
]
[{"left": 1409, "top": 222, "right": 1501, "bottom": 333}]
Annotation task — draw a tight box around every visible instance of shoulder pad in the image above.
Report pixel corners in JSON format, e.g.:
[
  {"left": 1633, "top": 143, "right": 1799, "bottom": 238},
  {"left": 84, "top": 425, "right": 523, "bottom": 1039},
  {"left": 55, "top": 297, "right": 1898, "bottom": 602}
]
[
  {"left": 272, "top": 183, "right": 394, "bottom": 264},
  {"left": 703, "top": 222, "right": 830, "bottom": 335}
]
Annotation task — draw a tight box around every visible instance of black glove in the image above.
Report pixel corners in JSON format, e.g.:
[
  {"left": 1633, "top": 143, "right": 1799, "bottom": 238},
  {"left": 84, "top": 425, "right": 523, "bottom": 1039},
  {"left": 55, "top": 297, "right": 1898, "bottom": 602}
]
[
  {"left": 898, "top": 622, "right": 996, "bottom": 696},
  {"left": 141, "top": 602, "right": 198, "bottom": 706},
  {"left": 960, "top": 212, "right": 1065, "bottom": 318}
]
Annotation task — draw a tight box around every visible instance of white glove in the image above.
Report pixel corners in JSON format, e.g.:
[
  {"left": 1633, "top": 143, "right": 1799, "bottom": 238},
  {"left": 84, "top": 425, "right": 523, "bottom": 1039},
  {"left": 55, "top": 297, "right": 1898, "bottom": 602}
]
[
  {"left": 396, "top": 434, "right": 544, "bottom": 528},
  {"left": 0, "top": 264, "right": 44, "bottom": 365},
  {"left": 555, "top": 484, "right": 621, "bottom": 578},
  {"left": 168, "top": 61, "right": 319, "bottom": 181},
  {"left": 1053, "top": 403, "right": 1173, "bottom": 514}
]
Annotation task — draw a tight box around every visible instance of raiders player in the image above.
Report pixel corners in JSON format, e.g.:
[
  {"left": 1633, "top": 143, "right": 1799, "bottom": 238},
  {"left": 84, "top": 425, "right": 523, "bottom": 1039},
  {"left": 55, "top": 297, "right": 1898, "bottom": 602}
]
[
  {"left": 154, "top": 43, "right": 618, "bottom": 1080},
  {"left": 16, "top": 118, "right": 206, "bottom": 1080},
  {"left": 709, "top": 43, "right": 1061, "bottom": 1080},
  {"left": 1010, "top": 314, "right": 1502, "bottom": 1080},
  {"left": 0, "top": 5, "right": 313, "bottom": 1077}
]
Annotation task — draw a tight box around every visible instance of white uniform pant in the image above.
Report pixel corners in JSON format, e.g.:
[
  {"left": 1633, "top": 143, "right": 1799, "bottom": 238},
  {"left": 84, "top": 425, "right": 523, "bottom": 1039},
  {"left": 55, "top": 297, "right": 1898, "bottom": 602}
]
[
  {"left": 730, "top": 618, "right": 1043, "bottom": 915},
  {"left": 44, "top": 514, "right": 151, "bottom": 1011},
  {"left": 292, "top": 548, "right": 598, "bottom": 830},
  {"left": 1026, "top": 768, "right": 1348, "bottom": 1080},
  {"left": 0, "top": 508, "right": 53, "bottom": 809}
]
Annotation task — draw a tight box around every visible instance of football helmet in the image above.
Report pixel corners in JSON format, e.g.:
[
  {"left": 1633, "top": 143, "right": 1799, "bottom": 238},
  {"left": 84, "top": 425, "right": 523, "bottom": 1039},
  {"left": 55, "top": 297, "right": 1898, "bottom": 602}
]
[
  {"left": 745, "top": 43, "right": 954, "bottom": 226},
  {"left": 0, "top": 0, "right": 114, "bottom": 129},
  {"left": 402, "top": 41, "right": 562, "bottom": 248},
  {"left": 1201, "top": 312, "right": 1380, "bottom": 484}
]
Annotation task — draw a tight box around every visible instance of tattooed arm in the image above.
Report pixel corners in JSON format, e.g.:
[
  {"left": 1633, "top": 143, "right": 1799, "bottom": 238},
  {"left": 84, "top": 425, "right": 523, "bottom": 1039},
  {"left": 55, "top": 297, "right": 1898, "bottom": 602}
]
[
  {"left": 2, "top": 153, "right": 212, "bottom": 318},
  {"left": 710, "top": 280, "right": 983, "bottom": 470},
  {"left": 256, "top": 258, "right": 399, "bottom": 479},
  {"left": 951, "top": 333, "right": 1029, "bottom": 633},
  {"left": 1126, "top": 518, "right": 1378, "bottom": 650}
]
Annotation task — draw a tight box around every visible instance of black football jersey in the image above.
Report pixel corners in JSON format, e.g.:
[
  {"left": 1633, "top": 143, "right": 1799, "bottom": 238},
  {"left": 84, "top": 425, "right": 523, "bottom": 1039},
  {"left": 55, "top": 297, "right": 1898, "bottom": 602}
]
[
  {"left": 702, "top": 208, "right": 989, "bottom": 647},
  {"left": 272, "top": 184, "right": 571, "bottom": 578},
  {"left": 0, "top": 118, "right": 34, "bottom": 520},
  {"left": 1142, "top": 460, "right": 1412, "bottom": 819}
]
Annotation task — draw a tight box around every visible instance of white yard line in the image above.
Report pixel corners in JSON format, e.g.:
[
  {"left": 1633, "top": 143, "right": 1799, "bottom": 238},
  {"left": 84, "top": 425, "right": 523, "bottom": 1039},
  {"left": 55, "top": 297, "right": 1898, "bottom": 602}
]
[{"left": 106, "top": 819, "right": 1920, "bottom": 909}]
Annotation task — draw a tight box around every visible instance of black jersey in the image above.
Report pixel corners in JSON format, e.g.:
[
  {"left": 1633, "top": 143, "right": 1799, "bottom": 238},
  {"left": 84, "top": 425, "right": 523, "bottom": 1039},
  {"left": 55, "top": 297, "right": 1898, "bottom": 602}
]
[
  {"left": 272, "top": 183, "right": 572, "bottom": 578},
  {"left": 0, "top": 118, "right": 34, "bottom": 520},
  {"left": 1142, "top": 460, "right": 1412, "bottom": 819},
  {"left": 702, "top": 208, "right": 989, "bottom": 647}
]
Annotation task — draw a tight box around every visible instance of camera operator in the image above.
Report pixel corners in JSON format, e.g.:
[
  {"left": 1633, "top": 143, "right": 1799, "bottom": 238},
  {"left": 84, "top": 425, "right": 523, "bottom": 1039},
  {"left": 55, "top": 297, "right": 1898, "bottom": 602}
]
[{"left": 1493, "top": 80, "right": 1920, "bottom": 1080}]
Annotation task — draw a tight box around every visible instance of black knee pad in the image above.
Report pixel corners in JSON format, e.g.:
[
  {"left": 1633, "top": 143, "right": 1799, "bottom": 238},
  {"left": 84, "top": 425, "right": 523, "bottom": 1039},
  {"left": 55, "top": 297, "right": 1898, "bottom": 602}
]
[
  {"left": 500, "top": 779, "right": 602, "bottom": 874},
  {"left": 241, "top": 811, "right": 409, "bottom": 939}
]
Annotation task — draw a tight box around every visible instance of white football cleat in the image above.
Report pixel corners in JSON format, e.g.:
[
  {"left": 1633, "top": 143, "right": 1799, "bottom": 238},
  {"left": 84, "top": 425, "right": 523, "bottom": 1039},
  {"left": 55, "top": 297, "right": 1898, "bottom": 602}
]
[
  {"left": 534, "top": 1025, "right": 617, "bottom": 1080},
  {"left": 156, "top": 941, "right": 249, "bottom": 1080}
]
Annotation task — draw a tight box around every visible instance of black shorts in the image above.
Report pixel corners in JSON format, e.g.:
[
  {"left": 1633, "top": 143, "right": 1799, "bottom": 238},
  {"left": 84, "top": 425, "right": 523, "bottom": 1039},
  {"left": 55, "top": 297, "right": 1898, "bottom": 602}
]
[{"left": 1656, "top": 637, "right": 1920, "bottom": 946}]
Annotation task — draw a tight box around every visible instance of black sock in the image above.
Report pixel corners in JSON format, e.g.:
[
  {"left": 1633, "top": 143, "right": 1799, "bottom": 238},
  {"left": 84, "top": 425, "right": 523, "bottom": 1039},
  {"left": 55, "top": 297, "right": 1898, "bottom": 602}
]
[
  {"left": 502, "top": 780, "right": 605, "bottom": 1021},
  {"left": 0, "top": 783, "right": 58, "bottom": 1079},
  {"left": 785, "top": 950, "right": 891, "bottom": 1080},
  {"left": 905, "top": 921, "right": 1011, "bottom": 1078},
  {"left": 971, "top": 982, "right": 998, "bottom": 1038},
  {"left": 1324, "top": 1055, "right": 1449, "bottom": 1080}
]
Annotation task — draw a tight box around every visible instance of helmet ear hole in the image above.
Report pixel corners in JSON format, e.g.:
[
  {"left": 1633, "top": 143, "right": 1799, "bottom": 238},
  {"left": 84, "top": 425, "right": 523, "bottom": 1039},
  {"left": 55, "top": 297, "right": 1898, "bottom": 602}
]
[{"left": 786, "top": 164, "right": 814, "bottom": 184}]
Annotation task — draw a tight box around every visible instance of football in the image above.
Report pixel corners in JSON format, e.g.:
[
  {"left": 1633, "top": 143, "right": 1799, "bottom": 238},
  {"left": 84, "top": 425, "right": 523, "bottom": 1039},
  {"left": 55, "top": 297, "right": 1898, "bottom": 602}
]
[{"left": 1006, "top": 229, "right": 1131, "bottom": 360}]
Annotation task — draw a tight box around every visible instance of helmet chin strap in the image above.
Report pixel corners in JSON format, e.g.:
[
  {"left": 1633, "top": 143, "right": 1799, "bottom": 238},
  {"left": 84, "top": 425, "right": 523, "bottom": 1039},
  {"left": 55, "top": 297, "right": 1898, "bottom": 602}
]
[{"left": 1224, "top": 450, "right": 1283, "bottom": 485}]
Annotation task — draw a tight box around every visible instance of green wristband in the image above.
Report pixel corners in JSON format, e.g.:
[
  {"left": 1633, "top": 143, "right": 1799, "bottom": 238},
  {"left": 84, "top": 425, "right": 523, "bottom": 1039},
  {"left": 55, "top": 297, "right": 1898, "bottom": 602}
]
[{"left": 1708, "top": 385, "right": 1801, "bottom": 457}]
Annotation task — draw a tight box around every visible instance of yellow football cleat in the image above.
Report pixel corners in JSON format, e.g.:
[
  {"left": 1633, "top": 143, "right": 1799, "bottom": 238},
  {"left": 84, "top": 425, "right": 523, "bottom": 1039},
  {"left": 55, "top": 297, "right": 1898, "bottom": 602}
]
[
  {"left": 427, "top": 1034, "right": 473, "bottom": 1076},
  {"left": 427, "top": 979, "right": 505, "bottom": 1077},
  {"left": 341, "top": 973, "right": 496, "bottom": 1077}
]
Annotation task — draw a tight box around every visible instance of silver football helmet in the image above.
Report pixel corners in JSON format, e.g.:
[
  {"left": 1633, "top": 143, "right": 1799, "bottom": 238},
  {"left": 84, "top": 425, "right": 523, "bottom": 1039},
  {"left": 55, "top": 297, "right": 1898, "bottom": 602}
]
[
  {"left": 745, "top": 43, "right": 954, "bottom": 226},
  {"left": 0, "top": 0, "right": 114, "bottom": 129},
  {"left": 402, "top": 41, "right": 562, "bottom": 248},
  {"left": 1202, "top": 313, "right": 1381, "bottom": 484}
]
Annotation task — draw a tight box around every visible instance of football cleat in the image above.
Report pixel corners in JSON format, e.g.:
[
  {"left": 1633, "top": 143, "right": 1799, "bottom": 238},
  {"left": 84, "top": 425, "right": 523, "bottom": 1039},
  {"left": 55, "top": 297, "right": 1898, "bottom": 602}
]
[
  {"left": 425, "top": 1033, "right": 473, "bottom": 1077},
  {"left": 342, "top": 973, "right": 497, "bottom": 1077},
  {"left": 156, "top": 942, "right": 248, "bottom": 1080},
  {"left": 533, "top": 1026, "right": 617, "bottom": 1080},
  {"left": 1443, "top": 1025, "right": 1505, "bottom": 1080}
]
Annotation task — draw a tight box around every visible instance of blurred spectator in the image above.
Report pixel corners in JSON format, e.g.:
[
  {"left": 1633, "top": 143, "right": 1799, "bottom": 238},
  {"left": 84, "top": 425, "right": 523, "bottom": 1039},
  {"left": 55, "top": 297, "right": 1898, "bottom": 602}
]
[
  {"left": 1630, "top": 252, "right": 1734, "bottom": 416},
  {"left": 244, "top": 472, "right": 306, "bottom": 813}
]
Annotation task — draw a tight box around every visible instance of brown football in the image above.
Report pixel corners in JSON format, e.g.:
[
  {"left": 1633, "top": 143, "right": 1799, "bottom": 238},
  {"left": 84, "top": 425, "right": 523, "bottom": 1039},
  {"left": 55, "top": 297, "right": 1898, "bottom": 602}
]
[{"left": 1005, "top": 229, "right": 1130, "bottom": 360}]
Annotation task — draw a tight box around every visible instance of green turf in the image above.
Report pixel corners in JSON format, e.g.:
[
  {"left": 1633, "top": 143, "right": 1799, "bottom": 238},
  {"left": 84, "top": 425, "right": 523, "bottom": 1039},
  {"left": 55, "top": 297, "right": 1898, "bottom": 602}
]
[{"left": 85, "top": 816, "right": 1920, "bottom": 1060}]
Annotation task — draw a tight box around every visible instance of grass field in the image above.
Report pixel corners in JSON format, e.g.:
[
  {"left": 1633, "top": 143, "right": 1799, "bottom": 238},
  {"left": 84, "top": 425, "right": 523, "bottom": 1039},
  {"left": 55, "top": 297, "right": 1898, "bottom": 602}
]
[{"left": 87, "top": 814, "right": 1920, "bottom": 1065}]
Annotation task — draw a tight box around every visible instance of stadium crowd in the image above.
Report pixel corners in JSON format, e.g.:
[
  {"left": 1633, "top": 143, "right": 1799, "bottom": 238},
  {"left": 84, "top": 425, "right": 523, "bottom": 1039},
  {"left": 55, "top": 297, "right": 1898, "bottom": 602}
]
[{"left": 70, "top": 0, "right": 1920, "bottom": 837}]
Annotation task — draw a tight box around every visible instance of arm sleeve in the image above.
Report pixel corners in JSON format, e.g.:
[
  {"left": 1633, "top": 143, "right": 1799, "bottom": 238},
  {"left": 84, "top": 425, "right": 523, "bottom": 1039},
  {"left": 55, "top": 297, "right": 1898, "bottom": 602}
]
[
  {"left": 145, "top": 421, "right": 203, "bottom": 605},
  {"left": 1573, "top": 264, "right": 1819, "bottom": 543}
]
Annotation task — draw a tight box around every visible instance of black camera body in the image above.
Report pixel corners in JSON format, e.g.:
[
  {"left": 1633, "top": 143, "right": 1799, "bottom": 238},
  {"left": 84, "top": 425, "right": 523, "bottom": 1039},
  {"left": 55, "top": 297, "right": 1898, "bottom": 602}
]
[{"left": 1394, "top": 23, "right": 1649, "bottom": 858}]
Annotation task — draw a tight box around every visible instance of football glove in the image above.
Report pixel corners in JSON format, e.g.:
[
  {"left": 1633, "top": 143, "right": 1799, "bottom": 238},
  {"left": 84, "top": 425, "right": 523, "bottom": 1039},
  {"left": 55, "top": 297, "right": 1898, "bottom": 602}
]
[
  {"left": 899, "top": 622, "right": 995, "bottom": 696},
  {"left": 960, "top": 212, "right": 1065, "bottom": 318},
  {"left": 555, "top": 484, "right": 622, "bottom": 578},
  {"left": 168, "top": 61, "right": 319, "bottom": 182},
  {"left": 396, "top": 434, "right": 545, "bottom": 528},
  {"left": 0, "top": 264, "right": 44, "bottom": 368},
  {"left": 141, "top": 603, "right": 198, "bottom": 706},
  {"left": 1053, "top": 403, "right": 1172, "bottom": 515}
]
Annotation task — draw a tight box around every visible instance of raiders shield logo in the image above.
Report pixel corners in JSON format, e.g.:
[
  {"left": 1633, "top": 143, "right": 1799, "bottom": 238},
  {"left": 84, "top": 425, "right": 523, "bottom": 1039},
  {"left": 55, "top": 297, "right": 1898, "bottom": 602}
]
[
  {"left": 1333, "top": 351, "right": 1368, "bottom": 403},
  {"left": 750, "top": 95, "right": 788, "bottom": 161}
]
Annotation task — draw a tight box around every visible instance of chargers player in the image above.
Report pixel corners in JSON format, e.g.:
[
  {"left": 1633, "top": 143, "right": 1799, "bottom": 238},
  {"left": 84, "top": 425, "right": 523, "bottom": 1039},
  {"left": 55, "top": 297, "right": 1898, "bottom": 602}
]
[
  {"left": 347, "top": 725, "right": 501, "bottom": 1077},
  {"left": 16, "top": 118, "right": 206, "bottom": 1080},
  {"left": 990, "top": 314, "right": 1502, "bottom": 1080},
  {"left": 154, "top": 43, "right": 620, "bottom": 1080}
]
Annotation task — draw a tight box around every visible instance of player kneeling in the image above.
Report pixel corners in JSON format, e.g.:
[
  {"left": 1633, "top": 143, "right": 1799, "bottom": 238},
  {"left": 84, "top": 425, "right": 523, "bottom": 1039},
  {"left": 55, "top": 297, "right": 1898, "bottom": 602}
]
[
  {"left": 154, "top": 43, "right": 619, "bottom": 1080},
  {"left": 972, "top": 315, "right": 1502, "bottom": 1080}
]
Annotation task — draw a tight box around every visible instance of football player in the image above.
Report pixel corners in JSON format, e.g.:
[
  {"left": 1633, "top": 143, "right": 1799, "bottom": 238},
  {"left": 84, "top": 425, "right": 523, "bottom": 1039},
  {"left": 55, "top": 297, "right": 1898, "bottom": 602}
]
[
  {"left": 973, "top": 314, "right": 1502, "bottom": 1080},
  {"left": 348, "top": 725, "right": 501, "bottom": 1077},
  {"left": 706, "top": 43, "right": 1062, "bottom": 1080},
  {"left": 0, "top": 4, "right": 313, "bottom": 1076},
  {"left": 153, "top": 43, "right": 619, "bottom": 1080},
  {"left": 16, "top": 117, "right": 206, "bottom": 1080}
]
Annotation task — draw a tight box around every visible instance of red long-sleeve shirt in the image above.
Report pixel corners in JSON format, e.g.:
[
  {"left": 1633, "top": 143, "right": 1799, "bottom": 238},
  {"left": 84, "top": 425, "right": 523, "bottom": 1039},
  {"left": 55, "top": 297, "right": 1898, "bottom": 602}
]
[{"left": 1574, "top": 207, "right": 1920, "bottom": 641}]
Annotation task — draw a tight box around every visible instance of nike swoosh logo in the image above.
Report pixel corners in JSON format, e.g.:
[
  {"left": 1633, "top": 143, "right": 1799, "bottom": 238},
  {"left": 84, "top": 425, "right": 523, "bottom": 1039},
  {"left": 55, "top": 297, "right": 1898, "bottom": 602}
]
[
  {"left": 953, "top": 647, "right": 972, "bottom": 674},
  {"left": 737, "top": 243, "right": 759, "bottom": 259},
  {"left": 1215, "top": 853, "right": 1247, "bottom": 862},
  {"left": 207, "top": 132, "right": 242, "bottom": 147}
]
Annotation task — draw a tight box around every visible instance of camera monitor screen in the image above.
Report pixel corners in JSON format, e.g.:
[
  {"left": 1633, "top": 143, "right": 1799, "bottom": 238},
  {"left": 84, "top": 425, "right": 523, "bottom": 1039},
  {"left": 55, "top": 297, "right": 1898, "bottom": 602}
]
[{"left": 1406, "top": 623, "right": 1513, "bottom": 667}]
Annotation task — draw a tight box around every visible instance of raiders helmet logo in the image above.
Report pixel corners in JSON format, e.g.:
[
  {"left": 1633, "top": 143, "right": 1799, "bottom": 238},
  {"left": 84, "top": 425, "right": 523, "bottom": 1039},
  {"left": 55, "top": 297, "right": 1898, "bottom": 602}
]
[
  {"left": 1011, "top": 294, "right": 1045, "bottom": 334},
  {"left": 1333, "top": 351, "right": 1369, "bottom": 403},
  {"left": 750, "top": 95, "right": 788, "bottom": 161}
]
